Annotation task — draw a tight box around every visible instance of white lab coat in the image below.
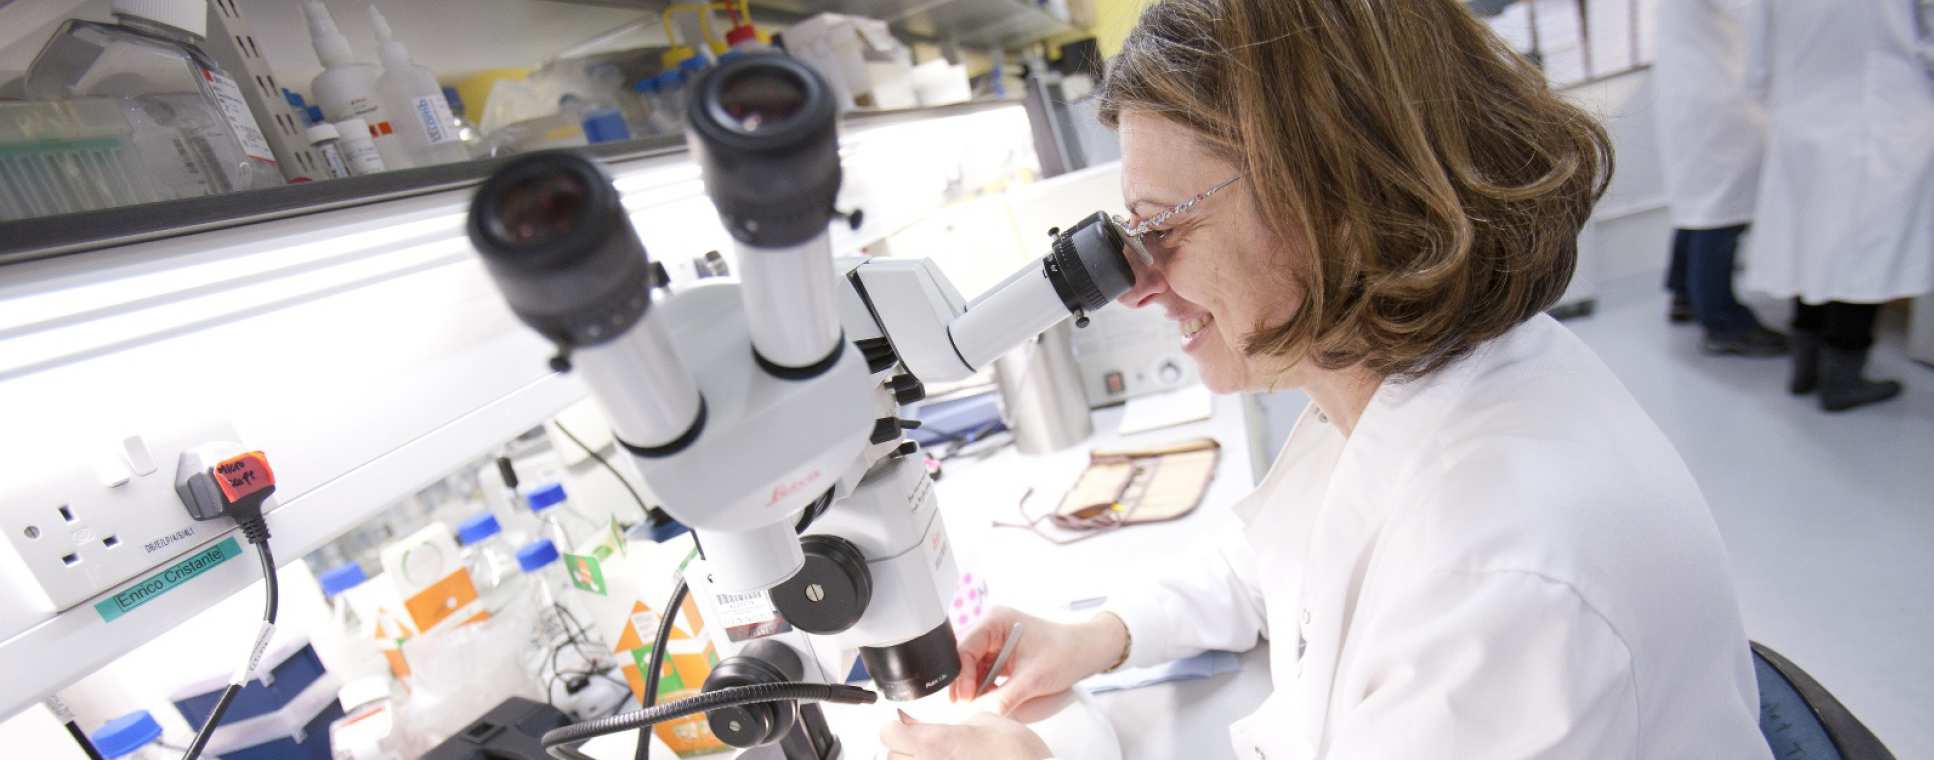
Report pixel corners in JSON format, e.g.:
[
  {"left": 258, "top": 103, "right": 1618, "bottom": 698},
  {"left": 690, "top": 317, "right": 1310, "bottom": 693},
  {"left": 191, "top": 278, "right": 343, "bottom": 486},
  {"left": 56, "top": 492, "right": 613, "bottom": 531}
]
[
  {"left": 1106, "top": 315, "right": 1768, "bottom": 759},
  {"left": 1740, "top": 0, "right": 1934, "bottom": 303},
  {"left": 1654, "top": 0, "right": 1766, "bottom": 229}
]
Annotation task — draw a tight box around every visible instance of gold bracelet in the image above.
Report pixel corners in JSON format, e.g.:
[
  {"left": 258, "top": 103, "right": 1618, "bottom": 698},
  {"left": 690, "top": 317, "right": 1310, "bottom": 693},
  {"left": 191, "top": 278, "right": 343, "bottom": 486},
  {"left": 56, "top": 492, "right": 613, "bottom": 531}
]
[{"left": 1100, "top": 612, "right": 1132, "bottom": 674}]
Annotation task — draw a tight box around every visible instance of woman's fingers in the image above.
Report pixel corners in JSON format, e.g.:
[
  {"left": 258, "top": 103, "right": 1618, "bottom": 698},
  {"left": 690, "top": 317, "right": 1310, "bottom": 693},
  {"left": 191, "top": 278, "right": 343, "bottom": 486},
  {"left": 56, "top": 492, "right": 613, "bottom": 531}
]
[
  {"left": 951, "top": 610, "right": 1017, "bottom": 701},
  {"left": 987, "top": 672, "right": 1038, "bottom": 716},
  {"left": 952, "top": 649, "right": 978, "bottom": 702},
  {"left": 880, "top": 714, "right": 967, "bottom": 758}
]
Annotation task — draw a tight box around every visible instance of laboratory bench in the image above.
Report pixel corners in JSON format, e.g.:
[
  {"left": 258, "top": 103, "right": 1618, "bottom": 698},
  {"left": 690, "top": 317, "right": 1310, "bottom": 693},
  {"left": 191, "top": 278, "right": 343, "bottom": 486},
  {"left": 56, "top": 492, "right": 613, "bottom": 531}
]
[
  {"left": 579, "top": 390, "right": 1277, "bottom": 760},
  {"left": 930, "top": 391, "right": 1276, "bottom": 760}
]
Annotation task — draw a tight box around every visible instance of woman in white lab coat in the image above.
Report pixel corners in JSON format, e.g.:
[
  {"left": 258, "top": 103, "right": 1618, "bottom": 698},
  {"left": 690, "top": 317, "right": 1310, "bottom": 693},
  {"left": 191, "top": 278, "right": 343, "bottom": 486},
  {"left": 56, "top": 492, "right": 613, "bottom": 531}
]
[
  {"left": 1740, "top": 0, "right": 1934, "bottom": 411},
  {"left": 880, "top": 1, "right": 1770, "bottom": 758}
]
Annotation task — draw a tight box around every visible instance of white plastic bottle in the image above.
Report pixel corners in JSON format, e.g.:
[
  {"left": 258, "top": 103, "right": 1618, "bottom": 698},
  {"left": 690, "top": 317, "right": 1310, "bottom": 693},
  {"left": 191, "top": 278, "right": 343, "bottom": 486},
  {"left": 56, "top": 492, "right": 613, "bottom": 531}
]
[
  {"left": 526, "top": 482, "right": 602, "bottom": 554},
  {"left": 367, "top": 5, "right": 467, "bottom": 167},
  {"left": 513, "top": 539, "right": 626, "bottom": 720},
  {"left": 629, "top": 76, "right": 665, "bottom": 137},
  {"left": 315, "top": 563, "right": 393, "bottom": 683},
  {"left": 456, "top": 512, "right": 523, "bottom": 612},
  {"left": 24, "top": 0, "right": 282, "bottom": 198},
  {"left": 329, "top": 674, "right": 411, "bottom": 760},
  {"left": 303, "top": 0, "right": 412, "bottom": 171},
  {"left": 333, "top": 118, "right": 387, "bottom": 175},
  {"left": 305, "top": 122, "right": 354, "bottom": 179},
  {"left": 560, "top": 94, "right": 632, "bottom": 145}
]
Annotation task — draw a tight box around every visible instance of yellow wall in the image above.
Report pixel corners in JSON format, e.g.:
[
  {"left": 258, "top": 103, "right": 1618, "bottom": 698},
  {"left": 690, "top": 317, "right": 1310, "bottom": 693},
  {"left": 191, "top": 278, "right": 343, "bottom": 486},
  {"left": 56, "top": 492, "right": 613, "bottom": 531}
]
[{"left": 1087, "top": 0, "right": 1147, "bottom": 58}]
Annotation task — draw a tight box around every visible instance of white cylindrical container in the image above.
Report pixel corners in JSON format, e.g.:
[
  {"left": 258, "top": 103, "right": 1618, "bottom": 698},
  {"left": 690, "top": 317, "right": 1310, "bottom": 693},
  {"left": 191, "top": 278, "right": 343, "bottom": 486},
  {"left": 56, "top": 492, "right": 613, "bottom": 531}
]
[
  {"left": 695, "top": 522, "right": 806, "bottom": 593},
  {"left": 571, "top": 313, "right": 703, "bottom": 448},
  {"left": 949, "top": 261, "right": 1070, "bottom": 370},
  {"left": 304, "top": 122, "right": 353, "bottom": 179},
  {"left": 304, "top": 1, "right": 413, "bottom": 170},
  {"left": 992, "top": 321, "right": 1093, "bottom": 454},
  {"left": 368, "top": 5, "right": 468, "bottom": 167},
  {"left": 333, "top": 118, "right": 387, "bottom": 175},
  {"left": 738, "top": 235, "right": 843, "bottom": 370}
]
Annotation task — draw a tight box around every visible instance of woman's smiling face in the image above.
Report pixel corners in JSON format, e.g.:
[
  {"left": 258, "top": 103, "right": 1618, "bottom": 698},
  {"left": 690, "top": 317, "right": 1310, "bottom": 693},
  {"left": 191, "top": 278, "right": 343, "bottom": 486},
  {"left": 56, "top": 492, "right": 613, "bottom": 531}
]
[{"left": 1114, "top": 111, "right": 1305, "bottom": 393}]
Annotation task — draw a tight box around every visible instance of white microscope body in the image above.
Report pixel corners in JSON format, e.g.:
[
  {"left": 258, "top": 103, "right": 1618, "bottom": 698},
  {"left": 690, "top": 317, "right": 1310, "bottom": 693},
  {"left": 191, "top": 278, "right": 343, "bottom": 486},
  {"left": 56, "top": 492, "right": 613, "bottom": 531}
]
[{"left": 465, "top": 53, "right": 1140, "bottom": 758}]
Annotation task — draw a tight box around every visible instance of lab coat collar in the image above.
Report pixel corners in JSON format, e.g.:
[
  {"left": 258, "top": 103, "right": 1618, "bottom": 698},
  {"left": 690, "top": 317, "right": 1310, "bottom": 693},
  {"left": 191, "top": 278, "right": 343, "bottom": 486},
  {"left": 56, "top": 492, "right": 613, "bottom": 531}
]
[{"left": 1328, "top": 318, "right": 1543, "bottom": 530}]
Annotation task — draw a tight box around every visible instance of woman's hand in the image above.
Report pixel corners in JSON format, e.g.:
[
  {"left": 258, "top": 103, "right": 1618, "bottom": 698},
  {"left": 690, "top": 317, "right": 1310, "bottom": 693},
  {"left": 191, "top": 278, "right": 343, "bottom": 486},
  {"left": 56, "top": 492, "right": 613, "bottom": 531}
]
[
  {"left": 952, "top": 607, "right": 1128, "bottom": 714},
  {"left": 881, "top": 709, "right": 1051, "bottom": 760}
]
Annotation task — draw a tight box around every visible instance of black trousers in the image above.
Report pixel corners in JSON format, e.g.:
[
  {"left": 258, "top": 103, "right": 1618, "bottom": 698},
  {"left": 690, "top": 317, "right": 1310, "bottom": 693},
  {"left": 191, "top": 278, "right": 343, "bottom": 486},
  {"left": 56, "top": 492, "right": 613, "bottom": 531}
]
[{"left": 1791, "top": 299, "right": 1880, "bottom": 351}]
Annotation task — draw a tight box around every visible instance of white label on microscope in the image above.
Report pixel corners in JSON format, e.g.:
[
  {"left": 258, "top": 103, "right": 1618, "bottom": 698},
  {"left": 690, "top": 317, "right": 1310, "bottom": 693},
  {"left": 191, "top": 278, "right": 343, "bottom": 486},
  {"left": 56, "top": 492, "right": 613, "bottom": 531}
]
[{"left": 713, "top": 589, "right": 792, "bottom": 642}]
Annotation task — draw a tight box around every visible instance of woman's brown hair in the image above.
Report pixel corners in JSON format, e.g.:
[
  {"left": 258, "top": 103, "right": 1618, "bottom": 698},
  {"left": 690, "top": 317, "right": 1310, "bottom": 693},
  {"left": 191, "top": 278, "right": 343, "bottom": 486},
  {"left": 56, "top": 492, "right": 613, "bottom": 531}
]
[{"left": 1099, "top": 0, "right": 1613, "bottom": 380}]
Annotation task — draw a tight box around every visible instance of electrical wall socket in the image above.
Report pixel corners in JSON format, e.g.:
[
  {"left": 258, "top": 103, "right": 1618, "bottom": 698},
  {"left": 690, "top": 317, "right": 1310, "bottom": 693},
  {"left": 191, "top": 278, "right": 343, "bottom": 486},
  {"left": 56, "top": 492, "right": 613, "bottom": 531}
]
[{"left": 0, "top": 420, "right": 245, "bottom": 612}]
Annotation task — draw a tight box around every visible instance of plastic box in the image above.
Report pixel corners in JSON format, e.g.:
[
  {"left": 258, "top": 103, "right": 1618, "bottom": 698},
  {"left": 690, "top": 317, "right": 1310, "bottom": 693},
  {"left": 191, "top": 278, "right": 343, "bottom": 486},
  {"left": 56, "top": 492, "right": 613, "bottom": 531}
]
[
  {"left": 0, "top": 99, "right": 162, "bottom": 221},
  {"left": 781, "top": 13, "right": 915, "bottom": 110},
  {"left": 170, "top": 639, "right": 344, "bottom": 760}
]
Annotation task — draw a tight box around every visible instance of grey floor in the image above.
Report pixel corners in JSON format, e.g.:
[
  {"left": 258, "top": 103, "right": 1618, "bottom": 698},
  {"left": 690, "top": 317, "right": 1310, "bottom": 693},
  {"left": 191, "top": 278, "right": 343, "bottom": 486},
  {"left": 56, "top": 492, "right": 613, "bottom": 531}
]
[{"left": 1564, "top": 273, "right": 1934, "bottom": 758}]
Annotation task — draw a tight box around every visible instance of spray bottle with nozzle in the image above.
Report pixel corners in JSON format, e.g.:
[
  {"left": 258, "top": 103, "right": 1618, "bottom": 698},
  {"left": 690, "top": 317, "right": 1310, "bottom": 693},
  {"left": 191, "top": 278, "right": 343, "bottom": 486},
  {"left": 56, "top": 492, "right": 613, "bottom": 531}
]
[
  {"left": 369, "top": 4, "right": 468, "bottom": 167},
  {"left": 303, "top": 0, "right": 411, "bottom": 170}
]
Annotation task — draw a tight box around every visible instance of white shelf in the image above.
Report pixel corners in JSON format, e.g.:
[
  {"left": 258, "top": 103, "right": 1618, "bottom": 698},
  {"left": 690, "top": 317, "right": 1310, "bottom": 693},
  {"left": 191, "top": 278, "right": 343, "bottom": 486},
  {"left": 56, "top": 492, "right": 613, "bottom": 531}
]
[{"left": 760, "top": 0, "right": 1077, "bottom": 49}]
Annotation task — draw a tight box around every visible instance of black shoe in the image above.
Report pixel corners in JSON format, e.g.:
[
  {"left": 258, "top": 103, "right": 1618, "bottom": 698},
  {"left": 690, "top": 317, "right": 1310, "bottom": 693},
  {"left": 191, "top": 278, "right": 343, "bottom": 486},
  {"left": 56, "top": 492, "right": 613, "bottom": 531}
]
[
  {"left": 1819, "top": 346, "right": 1903, "bottom": 412},
  {"left": 1668, "top": 296, "right": 1695, "bottom": 324},
  {"left": 1789, "top": 330, "right": 1821, "bottom": 394},
  {"left": 1701, "top": 327, "right": 1790, "bottom": 357}
]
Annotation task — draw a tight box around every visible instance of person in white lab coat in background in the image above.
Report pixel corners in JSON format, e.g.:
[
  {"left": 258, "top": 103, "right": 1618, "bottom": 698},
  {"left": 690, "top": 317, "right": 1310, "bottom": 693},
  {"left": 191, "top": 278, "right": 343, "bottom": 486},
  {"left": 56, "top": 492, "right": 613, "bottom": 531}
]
[
  {"left": 1740, "top": 0, "right": 1934, "bottom": 411},
  {"left": 881, "top": 1, "right": 1770, "bottom": 759},
  {"left": 1654, "top": 0, "right": 1789, "bottom": 356}
]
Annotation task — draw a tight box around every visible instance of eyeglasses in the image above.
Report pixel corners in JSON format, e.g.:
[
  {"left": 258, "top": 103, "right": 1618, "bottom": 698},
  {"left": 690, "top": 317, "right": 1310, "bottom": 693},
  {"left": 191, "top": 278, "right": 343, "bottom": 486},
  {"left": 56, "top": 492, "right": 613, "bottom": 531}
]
[{"left": 1115, "top": 175, "right": 1243, "bottom": 239}]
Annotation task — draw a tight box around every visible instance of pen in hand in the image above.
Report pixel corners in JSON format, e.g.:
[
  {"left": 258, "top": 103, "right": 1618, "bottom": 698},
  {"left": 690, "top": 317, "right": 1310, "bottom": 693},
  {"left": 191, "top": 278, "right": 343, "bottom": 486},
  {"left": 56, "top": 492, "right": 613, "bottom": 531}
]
[{"left": 976, "top": 621, "right": 1025, "bottom": 697}]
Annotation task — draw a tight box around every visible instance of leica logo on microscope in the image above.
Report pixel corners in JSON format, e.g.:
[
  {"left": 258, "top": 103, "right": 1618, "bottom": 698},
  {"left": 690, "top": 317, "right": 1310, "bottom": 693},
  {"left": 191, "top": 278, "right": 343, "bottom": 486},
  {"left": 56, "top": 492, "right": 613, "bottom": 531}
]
[{"left": 768, "top": 470, "right": 822, "bottom": 505}]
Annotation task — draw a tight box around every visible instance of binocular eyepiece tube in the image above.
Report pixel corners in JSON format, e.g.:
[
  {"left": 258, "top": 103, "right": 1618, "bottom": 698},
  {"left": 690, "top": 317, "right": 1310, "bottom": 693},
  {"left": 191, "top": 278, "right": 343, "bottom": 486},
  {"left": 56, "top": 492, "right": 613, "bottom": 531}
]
[
  {"left": 466, "top": 151, "right": 706, "bottom": 454},
  {"left": 689, "top": 53, "right": 847, "bottom": 377}
]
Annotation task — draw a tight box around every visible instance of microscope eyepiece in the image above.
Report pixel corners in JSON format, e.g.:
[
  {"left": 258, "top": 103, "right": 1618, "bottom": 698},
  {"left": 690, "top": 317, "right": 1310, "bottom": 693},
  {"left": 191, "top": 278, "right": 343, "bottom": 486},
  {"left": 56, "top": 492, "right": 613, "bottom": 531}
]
[
  {"left": 467, "top": 151, "right": 654, "bottom": 347},
  {"left": 490, "top": 171, "right": 590, "bottom": 248},
  {"left": 688, "top": 53, "right": 841, "bottom": 248},
  {"left": 714, "top": 65, "right": 809, "bottom": 133},
  {"left": 1046, "top": 211, "right": 1141, "bottom": 315}
]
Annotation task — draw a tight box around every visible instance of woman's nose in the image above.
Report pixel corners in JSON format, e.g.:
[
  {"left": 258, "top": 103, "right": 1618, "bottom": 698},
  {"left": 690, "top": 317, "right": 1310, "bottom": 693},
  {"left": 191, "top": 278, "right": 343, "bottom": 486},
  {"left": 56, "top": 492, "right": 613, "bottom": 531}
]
[{"left": 1117, "top": 247, "right": 1168, "bottom": 309}]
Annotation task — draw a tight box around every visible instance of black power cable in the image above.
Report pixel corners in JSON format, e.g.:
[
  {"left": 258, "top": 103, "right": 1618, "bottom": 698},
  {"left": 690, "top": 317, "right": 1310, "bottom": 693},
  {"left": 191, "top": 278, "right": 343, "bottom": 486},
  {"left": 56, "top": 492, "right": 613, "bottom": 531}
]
[
  {"left": 544, "top": 682, "right": 877, "bottom": 760},
  {"left": 46, "top": 696, "right": 103, "bottom": 760},
  {"left": 551, "top": 420, "right": 653, "bottom": 517},
  {"left": 633, "top": 578, "right": 689, "bottom": 760},
  {"left": 180, "top": 540, "right": 278, "bottom": 760},
  {"left": 61, "top": 719, "right": 104, "bottom": 760}
]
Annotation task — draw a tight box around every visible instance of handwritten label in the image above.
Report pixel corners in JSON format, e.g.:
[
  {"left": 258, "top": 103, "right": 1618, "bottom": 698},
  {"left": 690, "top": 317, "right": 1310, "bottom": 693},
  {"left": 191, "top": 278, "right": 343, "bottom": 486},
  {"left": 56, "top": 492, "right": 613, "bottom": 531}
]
[
  {"left": 95, "top": 538, "right": 241, "bottom": 622},
  {"left": 214, "top": 451, "right": 274, "bottom": 504}
]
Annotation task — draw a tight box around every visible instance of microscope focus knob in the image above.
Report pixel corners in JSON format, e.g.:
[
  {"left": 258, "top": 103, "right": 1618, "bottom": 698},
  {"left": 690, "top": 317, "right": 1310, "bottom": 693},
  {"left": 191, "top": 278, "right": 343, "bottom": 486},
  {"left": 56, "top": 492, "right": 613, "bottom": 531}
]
[
  {"left": 771, "top": 534, "right": 872, "bottom": 635},
  {"left": 856, "top": 337, "right": 898, "bottom": 374},
  {"left": 703, "top": 639, "right": 805, "bottom": 748},
  {"left": 889, "top": 374, "right": 926, "bottom": 404}
]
